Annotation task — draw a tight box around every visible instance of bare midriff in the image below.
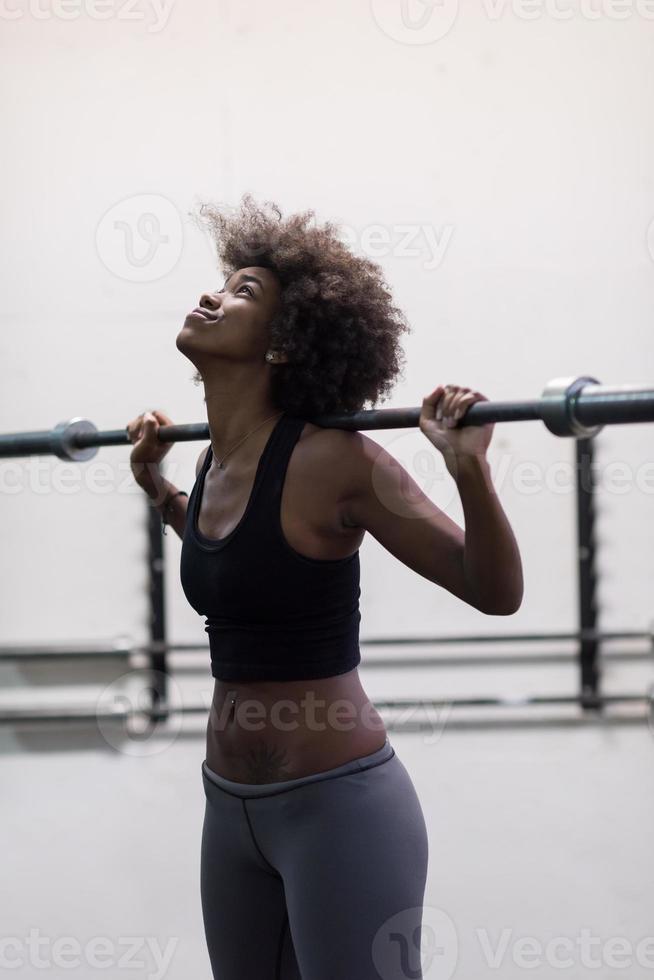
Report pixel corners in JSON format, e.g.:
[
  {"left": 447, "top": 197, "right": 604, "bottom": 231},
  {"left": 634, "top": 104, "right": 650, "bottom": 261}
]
[
  {"left": 205, "top": 667, "right": 387, "bottom": 784},
  {"left": 196, "top": 418, "right": 387, "bottom": 783}
]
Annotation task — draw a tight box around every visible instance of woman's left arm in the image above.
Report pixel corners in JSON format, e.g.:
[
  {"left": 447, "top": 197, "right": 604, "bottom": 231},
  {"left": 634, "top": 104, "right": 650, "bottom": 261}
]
[
  {"left": 451, "top": 453, "right": 523, "bottom": 615},
  {"left": 420, "top": 383, "right": 523, "bottom": 615}
]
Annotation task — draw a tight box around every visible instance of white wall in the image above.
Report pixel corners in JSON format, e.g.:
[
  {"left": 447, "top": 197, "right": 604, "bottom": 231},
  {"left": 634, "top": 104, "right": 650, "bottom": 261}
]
[{"left": 1, "top": 1, "right": 654, "bottom": 977}]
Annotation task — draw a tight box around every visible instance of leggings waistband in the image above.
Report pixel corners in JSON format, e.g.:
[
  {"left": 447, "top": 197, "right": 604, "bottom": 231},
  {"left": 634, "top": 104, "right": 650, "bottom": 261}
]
[{"left": 201, "top": 737, "right": 394, "bottom": 799}]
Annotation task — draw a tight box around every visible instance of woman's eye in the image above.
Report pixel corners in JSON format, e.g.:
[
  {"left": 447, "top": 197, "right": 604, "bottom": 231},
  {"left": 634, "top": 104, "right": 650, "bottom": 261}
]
[{"left": 215, "top": 284, "right": 252, "bottom": 296}]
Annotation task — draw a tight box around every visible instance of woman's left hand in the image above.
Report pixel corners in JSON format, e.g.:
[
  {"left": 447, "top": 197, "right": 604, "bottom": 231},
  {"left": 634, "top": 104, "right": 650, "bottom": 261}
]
[{"left": 419, "top": 384, "right": 494, "bottom": 471}]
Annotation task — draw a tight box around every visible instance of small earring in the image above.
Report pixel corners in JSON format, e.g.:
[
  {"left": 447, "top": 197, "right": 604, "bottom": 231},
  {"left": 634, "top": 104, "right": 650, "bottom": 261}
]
[{"left": 265, "top": 351, "right": 276, "bottom": 362}]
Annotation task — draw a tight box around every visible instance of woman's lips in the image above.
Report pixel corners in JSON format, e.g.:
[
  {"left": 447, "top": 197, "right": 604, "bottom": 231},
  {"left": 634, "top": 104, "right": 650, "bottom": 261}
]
[{"left": 187, "top": 307, "right": 219, "bottom": 322}]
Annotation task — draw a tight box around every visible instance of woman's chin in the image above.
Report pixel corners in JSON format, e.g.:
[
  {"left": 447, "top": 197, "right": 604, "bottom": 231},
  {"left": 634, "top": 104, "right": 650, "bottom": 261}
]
[{"left": 175, "top": 328, "right": 199, "bottom": 355}]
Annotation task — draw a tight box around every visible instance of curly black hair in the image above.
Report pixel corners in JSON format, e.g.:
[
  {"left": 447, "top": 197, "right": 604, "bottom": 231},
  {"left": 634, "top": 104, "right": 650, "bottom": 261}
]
[{"left": 192, "top": 193, "right": 411, "bottom": 418}]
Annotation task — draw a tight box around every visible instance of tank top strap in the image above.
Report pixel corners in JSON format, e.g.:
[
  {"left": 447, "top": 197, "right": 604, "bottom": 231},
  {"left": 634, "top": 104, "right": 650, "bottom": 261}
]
[{"left": 250, "top": 413, "right": 307, "bottom": 524}]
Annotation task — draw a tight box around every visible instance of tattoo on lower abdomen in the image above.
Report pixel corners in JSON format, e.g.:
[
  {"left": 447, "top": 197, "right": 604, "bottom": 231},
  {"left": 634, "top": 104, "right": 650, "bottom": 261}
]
[{"left": 243, "top": 742, "right": 293, "bottom": 783}]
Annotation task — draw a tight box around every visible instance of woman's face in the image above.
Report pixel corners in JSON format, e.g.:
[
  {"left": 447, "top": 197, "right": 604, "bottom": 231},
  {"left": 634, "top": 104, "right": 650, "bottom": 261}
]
[{"left": 176, "top": 265, "right": 283, "bottom": 368}]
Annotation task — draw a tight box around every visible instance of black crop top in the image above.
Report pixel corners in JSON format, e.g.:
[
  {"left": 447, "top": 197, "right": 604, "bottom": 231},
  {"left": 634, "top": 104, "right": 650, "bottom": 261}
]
[{"left": 179, "top": 412, "right": 362, "bottom": 682}]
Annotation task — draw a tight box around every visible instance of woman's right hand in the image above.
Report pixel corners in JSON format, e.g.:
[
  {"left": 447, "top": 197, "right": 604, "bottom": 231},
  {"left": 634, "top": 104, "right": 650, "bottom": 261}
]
[{"left": 127, "top": 409, "right": 175, "bottom": 487}]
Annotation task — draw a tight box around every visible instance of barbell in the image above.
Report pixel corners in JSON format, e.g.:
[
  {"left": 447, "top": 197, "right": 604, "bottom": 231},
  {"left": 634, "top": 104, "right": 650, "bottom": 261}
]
[{"left": 1, "top": 375, "right": 653, "bottom": 461}]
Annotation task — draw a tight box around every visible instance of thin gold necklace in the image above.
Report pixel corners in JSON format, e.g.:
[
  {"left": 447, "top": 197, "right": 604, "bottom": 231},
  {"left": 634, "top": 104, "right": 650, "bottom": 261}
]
[{"left": 212, "top": 411, "right": 284, "bottom": 469}]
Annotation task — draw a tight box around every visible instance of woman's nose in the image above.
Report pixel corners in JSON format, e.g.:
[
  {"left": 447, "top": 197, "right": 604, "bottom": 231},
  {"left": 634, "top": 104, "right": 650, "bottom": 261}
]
[{"left": 199, "top": 290, "right": 221, "bottom": 311}]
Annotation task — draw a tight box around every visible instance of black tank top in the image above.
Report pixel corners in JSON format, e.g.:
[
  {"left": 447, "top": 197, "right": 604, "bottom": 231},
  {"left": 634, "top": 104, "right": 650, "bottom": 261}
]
[{"left": 180, "top": 412, "right": 362, "bottom": 682}]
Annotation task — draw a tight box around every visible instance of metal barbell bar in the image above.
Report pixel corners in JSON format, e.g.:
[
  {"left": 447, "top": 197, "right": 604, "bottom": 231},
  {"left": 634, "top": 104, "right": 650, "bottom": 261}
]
[{"left": 2, "top": 375, "right": 654, "bottom": 461}]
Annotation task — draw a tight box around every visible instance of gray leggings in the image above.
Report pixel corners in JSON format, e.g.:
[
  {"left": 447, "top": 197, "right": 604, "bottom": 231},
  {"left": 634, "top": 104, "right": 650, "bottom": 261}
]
[{"left": 200, "top": 738, "right": 429, "bottom": 979}]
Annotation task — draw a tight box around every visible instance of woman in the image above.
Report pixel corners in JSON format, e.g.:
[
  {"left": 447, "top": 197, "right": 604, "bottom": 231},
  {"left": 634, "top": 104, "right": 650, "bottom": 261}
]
[{"left": 127, "top": 195, "right": 523, "bottom": 979}]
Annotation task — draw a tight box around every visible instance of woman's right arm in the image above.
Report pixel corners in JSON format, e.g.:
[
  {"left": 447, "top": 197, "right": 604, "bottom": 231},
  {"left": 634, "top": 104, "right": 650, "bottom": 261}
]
[
  {"left": 144, "top": 472, "right": 190, "bottom": 540},
  {"left": 146, "top": 447, "right": 209, "bottom": 540},
  {"left": 127, "top": 410, "right": 200, "bottom": 542}
]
